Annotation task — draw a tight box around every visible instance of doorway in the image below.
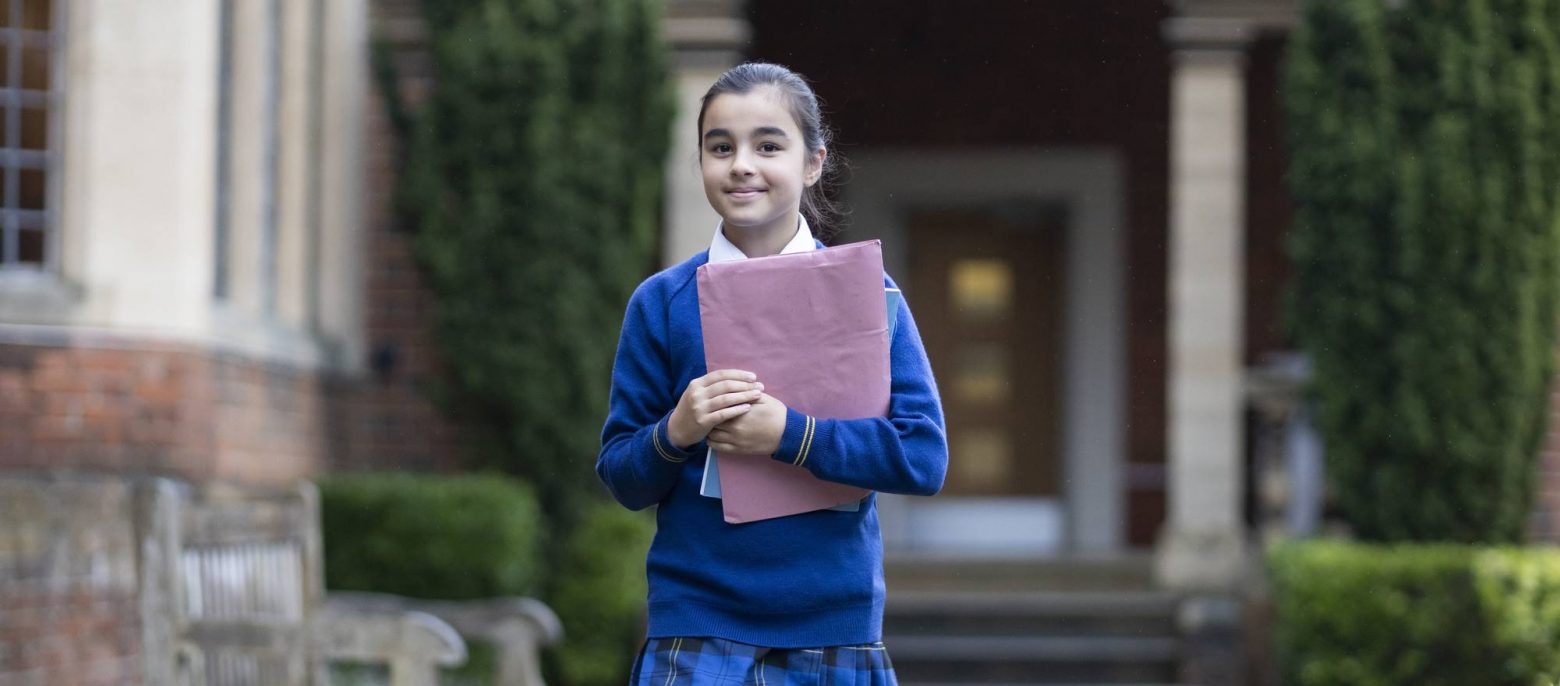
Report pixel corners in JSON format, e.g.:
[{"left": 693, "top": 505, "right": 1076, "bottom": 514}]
[
  {"left": 844, "top": 149, "right": 1128, "bottom": 555},
  {"left": 909, "top": 209, "right": 1066, "bottom": 499}
]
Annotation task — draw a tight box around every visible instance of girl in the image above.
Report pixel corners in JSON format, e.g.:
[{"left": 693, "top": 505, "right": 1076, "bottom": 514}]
[{"left": 596, "top": 62, "right": 948, "bottom": 686}]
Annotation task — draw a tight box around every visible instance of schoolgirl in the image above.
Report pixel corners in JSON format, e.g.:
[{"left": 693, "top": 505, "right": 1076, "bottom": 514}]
[{"left": 597, "top": 62, "right": 949, "bottom": 686}]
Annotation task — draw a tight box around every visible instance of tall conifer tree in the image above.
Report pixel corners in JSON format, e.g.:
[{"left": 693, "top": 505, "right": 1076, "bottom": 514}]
[
  {"left": 393, "top": 0, "right": 673, "bottom": 528},
  {"left": 1286, "top": 0, "right": 1560, "bottom": 542}
]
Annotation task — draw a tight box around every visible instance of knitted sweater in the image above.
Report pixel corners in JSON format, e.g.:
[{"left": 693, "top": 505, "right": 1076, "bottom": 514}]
[{"left": 596, "top": 247, "right": 948, "bottom": 648}]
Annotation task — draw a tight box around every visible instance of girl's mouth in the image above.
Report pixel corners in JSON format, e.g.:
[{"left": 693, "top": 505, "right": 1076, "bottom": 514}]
[{"left": 728, "top": 189, "right": 764, "bottom": 199}]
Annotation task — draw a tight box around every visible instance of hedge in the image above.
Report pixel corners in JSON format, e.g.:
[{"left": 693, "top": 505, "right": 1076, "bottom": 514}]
[
  {"left": 1270, "top": 540, "right": 1560, "bottom": 686},
  {"left": 318, "top": 472, "right": 545, "bottom": 600}
]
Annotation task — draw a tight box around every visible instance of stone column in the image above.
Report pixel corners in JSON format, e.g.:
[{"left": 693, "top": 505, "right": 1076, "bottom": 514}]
[
  {"left": 660, "top": 1, "right": 749, "bottom": 267},
  {"left": 1155, "top": 17, "right": 1255, "bottom": 592}
]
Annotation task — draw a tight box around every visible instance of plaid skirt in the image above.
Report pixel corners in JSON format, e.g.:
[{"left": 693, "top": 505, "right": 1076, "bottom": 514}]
[{"left": 630, "top": 636, "right": 898, "bottom": 686}]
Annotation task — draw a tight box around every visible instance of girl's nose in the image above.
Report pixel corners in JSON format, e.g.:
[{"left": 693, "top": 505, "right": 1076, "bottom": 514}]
[{"left": 730, "top": 151, "right": 756, "bottom": 176}]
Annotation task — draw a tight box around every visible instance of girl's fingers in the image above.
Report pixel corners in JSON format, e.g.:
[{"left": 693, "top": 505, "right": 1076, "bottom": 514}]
[
  {"left": 707, "top": 389, "right": 764, "bottom": 410},
  {"left": 695, "top": 394, "right": 752, "bottom": 420},
  {"left": 715, "top": 404, "right": 751, "bottom": 423},
  {"left": 704, "top": 379, "right": 763, "bottom": 397},
  {"left": 696, "top": 402, "right": 751, "bottom": 430},
  {"left": 702, "top": 369, "right": 757, "bottom": 386}
]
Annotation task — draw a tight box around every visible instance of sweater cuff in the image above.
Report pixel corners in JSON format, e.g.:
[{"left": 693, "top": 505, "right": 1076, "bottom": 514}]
[
  {"left": 650, "top": 414, "right": 698, "bottom": 464},
  {"left": 773, "top": 407, "right": 819, "bottom": 467}
]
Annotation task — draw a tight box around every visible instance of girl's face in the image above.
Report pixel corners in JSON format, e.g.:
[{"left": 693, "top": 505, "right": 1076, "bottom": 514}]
[{"left": 700, "top": 87, "right": 826, "bottom": 242}]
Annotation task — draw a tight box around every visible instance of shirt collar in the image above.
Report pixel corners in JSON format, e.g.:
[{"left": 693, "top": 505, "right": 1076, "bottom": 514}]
[{"left": 708, "top": 214, "right": 817, "bottom": 264}]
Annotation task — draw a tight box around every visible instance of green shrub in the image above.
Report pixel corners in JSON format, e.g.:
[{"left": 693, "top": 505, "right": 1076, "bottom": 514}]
[
  {"left": 1284, "top": 0, "right": 1560, "bottom": 542},
  {"left": 1473, "top": 550, "right": 1560, "bottom": 681},
  {"left": 318, "top": 472, "right": 544, "bottom": 600},
  {"left": 548, "top": 501, "right": 655, "bottom": 686},
  {"left": 1270, "top": 540, "right": 1560, "bottom": 686}
]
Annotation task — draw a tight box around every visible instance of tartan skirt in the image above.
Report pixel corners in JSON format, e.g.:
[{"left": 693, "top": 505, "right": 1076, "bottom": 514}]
[{"left": 629, "top": 636, "right": 898, "bottom": 686}]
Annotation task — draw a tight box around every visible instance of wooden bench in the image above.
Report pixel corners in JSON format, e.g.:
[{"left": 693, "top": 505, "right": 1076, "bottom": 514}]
[{"left": 135, "top": 478, "right": 468, "bottom": 686}]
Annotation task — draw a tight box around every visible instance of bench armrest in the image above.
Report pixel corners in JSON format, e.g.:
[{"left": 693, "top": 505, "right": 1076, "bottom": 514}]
[
  {"left": 325, "top": 591, "right": 562, "bottom": 686},
  {"left": 313, "top": 600, "right": 467, "bottom": 686}
]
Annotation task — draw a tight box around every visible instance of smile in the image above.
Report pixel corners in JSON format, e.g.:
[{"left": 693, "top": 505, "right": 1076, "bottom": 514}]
[{"left": 727, "top": 189, "right": 765, "bottom": 199}]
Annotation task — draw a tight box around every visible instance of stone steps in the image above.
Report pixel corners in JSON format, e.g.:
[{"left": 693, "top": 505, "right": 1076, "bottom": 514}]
[{"left": 883, "top": 557, "right": 1192, "bottom": 685}]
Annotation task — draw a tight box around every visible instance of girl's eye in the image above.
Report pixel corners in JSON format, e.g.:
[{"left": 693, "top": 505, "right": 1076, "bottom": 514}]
[
  {"left": 759, "top": 143, "right": 781, "bottom": 153},
  {"left": 710, "top": 143, "right": 732, "bottom": 154}
]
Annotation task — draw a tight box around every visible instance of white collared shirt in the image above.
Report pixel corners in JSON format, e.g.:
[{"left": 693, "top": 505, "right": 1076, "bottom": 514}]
[{"left": 708, "top": 215, "right": 817, "bottom": 264}]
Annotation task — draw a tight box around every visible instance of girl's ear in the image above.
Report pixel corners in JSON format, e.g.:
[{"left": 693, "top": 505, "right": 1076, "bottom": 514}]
[{"left": 805, "top": 147, "right": 827, "bottom": 187}]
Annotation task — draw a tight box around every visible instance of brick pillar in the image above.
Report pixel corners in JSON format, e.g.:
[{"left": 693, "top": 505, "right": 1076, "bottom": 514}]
[{"left": 1531, "top": 364, "right": 1560, "bottom": 542}]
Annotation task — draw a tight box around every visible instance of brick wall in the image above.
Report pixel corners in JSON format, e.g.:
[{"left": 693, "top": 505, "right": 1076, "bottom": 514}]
[
  {"left": 0, "top": 3, "right": 470, "bottom": 684},
  {"left": 0, "top": 341, "right": 326, "bottom": 486},
  {"left": 334, "top": 0, "right": 465, "bottom": 474},
  {"left": 1533, "top": 373, "right": 1560, "bottom": 542},
  {"left": 0, "top": 477, "right": 142, "bottom": 686}
]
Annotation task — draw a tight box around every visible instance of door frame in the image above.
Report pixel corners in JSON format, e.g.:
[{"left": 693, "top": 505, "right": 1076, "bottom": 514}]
[{"left": 841, "top": 148, "right": 1127, "bottom": 554}]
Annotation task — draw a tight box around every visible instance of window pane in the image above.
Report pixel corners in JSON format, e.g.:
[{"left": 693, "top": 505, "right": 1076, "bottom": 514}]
[
  {"left": 20, "top": 43, "right": 44, "bottom": 90},
  {"left": 17, "top": 226, "right": 40, "bottom": 264},
  {"left": 20, "top": 105, "right": 42, "bottom": 149},
  {"left": 21, "top": 0, "right": 46, "bottom": 31},
  {"left": 955, "top": 343, "right": 1010, "bottom": 403},
  {"left": 952, "top": 430, "right": 1012, "bottom": 492},
  {"left": 0, "top": 1, "right": 10, "bottom": 29},
  {"left": 950, "top": 258, "right": 1013, "bottom": 322},
  {"left": 19, "top": 167, "right": 40, "bottom": 209}
]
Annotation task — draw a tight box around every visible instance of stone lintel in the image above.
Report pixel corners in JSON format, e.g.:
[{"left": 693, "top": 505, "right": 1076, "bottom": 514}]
[
  {"left": 1170, "top": 0, "right": 1300, "bottom": 31},
  {"left": 1164, "top": 17, "right": 1257, "bottom": 56}
]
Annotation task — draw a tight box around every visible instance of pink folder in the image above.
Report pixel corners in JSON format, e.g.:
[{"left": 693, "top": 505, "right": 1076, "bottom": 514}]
[{"left": 696, "top": 240, "right": 889, "bottom": 524}]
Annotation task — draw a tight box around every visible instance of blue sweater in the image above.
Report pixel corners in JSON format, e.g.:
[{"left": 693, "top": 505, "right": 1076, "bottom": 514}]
[{"left": 596, "top": 247, "right": 949, "bottom": 648}]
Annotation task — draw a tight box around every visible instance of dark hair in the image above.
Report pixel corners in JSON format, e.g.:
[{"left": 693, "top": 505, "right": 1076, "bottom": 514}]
[{"left": 697, "top": 62, "right": 845, "bottom": 238}]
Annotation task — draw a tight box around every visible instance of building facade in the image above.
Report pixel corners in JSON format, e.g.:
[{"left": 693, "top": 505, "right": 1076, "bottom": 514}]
[
  {"left": 661, "top": 0, "right": 1560, "bottom": 588},
  {"left": 0, "top": 0, "right": 373, "bottom": 682},
  {"left": 5, "top": 0, "right": 1560, "bottom": 683}
]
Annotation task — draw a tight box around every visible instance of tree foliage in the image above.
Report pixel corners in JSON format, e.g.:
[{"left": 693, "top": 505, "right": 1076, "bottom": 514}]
[
  {"left": 1285, "top": 0, "right": 1560, "bottom": 541},
  {"left": 392, "top": 0, "right": 674, "bottom": 527}
]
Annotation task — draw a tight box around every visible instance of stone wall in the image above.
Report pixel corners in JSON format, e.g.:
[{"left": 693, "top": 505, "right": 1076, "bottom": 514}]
[
  {"left": 0, "top": 338, "right": 333, "bottom": 685},
  {"left": 0, "top": 475, "right": 142, "bottom": 686}
]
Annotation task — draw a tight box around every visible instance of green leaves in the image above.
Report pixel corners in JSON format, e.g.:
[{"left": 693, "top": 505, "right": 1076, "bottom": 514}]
[
  {"left": 549, "top": 501, "right": 656, "bottom": 686},
  {"left": 1285, "top": 0, "right": 1560, "bottom": 542},
  {"left": 394, "top": 0, "right": 673, "bottom": 524},
  {"left": 374, "top": 6, "right": 672, "bottom": 682},
  {"left": 319, "top": 473, "right": 545, "bottom": 600},
  {"left": 1271, "top": 541, "right": 1560, "bottom": 686}
]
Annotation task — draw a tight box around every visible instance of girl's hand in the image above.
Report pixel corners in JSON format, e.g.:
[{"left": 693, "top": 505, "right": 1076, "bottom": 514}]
[
  {"left": 667, "top": 369, "right": 765, "bottom": 450},
  {"left": 707, "top": 392, "right": 788, "bottom": 456}
]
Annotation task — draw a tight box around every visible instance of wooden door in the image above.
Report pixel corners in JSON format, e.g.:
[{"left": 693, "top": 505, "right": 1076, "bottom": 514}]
[{"left": 908, "top": 209, "right": 1066, "bottom": 497}]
